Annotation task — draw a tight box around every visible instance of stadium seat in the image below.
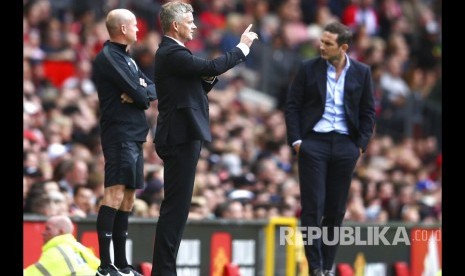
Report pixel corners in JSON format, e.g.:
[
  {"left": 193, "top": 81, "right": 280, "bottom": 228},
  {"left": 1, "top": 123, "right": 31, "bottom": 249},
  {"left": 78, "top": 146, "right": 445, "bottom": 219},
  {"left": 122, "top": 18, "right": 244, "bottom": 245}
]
[
  {"left": 42, "top": 60, "right": 75, "bottom": 88},
  {"left": 139, "top": 262, "right": 152, "bottom": 276},
  {"left": 336, "top": 263, "right": 354, "bottom": 276},
  {"left": 393, "top": 261, "right": 409, "bottom": 276},
  {"left": 224, "top": 263, "right": 240, "bottom": 276}
]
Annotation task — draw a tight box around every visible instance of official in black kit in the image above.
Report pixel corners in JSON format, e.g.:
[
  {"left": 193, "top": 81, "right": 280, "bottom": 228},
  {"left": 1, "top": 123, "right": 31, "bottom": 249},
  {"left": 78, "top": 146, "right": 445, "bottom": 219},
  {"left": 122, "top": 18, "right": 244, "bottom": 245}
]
[{"left": 93, "top": 8, "right": 157, "bottom": 276}]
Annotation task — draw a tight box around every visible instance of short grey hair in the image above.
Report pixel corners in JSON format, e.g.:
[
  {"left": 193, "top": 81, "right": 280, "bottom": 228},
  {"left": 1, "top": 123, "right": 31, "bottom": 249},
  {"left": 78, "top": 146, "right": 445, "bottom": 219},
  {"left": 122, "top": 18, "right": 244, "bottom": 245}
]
[{"left": 160, "top": 1, "right": 194, "bottom": 33}]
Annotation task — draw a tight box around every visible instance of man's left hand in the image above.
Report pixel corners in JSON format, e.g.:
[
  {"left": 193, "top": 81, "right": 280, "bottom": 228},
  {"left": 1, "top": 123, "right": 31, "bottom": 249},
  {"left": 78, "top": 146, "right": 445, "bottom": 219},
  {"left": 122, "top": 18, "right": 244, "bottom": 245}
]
[{"left": 121, "top": 93, "right": 134, "bottom": 103}]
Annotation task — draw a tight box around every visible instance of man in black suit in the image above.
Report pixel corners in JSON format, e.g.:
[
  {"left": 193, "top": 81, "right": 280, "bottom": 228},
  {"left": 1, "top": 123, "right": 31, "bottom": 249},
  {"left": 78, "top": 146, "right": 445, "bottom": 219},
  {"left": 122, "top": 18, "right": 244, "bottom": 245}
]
[
  {"left": 93, "top": 8, "right": 157, "bottom": 276},
  {"left": 285, "top": 22, "right": 375, "bottom": 276},
  {"left": 151, "top": 1, "right": 258, "bottom": 275}
]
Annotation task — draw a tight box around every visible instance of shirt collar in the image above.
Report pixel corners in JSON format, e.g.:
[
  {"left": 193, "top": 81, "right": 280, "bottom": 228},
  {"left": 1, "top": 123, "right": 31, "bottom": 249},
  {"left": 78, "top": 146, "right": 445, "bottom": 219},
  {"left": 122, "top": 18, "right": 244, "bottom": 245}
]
[
  {"left": 106, "top": 40, "right": 129, "bottom": 53},
  {"left": 326, "top": 53, "right": 351, "bottom": 71},
  {"left": 165, "top": 35, "right": 185, "bottom": 47}
]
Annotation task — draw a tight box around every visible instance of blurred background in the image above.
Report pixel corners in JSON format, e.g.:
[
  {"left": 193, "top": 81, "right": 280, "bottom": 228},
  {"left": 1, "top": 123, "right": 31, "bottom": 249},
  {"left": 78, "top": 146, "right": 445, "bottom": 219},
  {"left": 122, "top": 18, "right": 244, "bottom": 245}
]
[{"left": 23, "top": 0, "right": 441, "bottom": 275}]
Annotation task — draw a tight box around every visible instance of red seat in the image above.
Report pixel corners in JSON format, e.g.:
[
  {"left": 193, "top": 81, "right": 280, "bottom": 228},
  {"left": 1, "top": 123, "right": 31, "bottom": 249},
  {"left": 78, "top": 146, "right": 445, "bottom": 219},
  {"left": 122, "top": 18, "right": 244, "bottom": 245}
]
[
  {"left": 139, "top": 262, "right": 152, "bottom": 276},
  {"left": 336, "top": 263, "right": 354, "bottom": 276},
  {"left": 224, "top": 263, "right": 240, "bottom": 276},
  {"left": 393, "top": 261, "right": 410, "bottom": 276},
  {"left": 42, "top": 60, "right": 75, "bottom": 88}
]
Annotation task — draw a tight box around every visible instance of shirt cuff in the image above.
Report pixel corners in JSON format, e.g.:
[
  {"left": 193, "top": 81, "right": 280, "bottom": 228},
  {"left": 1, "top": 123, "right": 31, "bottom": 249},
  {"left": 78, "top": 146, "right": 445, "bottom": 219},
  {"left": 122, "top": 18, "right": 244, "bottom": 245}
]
[
  {"left": 292, "top": 140, "right": 302, "bottom": 147},
  {"left": 236, "top": 43, "right": 250, "bottom": 56}
]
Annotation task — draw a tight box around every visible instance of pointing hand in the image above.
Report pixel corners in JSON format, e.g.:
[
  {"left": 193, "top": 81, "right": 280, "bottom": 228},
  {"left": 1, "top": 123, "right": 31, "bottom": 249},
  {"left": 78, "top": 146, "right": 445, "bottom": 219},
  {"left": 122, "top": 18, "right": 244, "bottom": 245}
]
[{"left": 240, "top": 24, "right": 259, "bottom": 48}]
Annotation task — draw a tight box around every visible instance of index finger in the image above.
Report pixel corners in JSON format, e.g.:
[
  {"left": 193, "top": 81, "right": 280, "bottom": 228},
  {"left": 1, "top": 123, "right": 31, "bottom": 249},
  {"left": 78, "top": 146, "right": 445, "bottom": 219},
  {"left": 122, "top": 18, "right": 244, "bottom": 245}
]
[{"left": 243, "top": 24, "right": 253, "bottom": 34}]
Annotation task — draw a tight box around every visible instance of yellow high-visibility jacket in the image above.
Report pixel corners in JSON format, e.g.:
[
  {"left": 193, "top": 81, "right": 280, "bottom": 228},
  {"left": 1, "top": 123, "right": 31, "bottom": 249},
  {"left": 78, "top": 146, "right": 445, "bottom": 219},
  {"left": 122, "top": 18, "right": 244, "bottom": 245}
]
[{"left": 24, "top": 234, "right": 100, "bottom": 276}]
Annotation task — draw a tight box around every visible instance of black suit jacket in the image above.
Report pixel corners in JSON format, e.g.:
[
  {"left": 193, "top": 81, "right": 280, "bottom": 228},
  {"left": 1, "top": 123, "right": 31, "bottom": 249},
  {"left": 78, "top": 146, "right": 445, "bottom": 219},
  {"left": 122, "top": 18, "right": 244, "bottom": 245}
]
[
  {"left": 153, "top": 36, "right": 245, "bottom": 146},
  {"left": 285, "top": 57, "right": 375, "bottom": 151},
  {"left": 93, "top": 41, "right": 157, "bottom": 145}
]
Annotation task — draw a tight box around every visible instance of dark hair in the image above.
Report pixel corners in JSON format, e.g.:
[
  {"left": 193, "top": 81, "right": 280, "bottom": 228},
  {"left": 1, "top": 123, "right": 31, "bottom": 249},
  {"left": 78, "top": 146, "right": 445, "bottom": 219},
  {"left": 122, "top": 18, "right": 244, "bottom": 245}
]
[{"left": 324, "top": 22, "right": 353, "bottom": 47}]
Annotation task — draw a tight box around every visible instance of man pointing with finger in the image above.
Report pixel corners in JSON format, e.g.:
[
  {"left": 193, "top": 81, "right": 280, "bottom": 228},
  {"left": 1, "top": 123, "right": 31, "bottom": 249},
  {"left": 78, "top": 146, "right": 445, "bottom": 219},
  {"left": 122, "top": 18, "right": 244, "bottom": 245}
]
[{"left": 151, "top": 1, "right": 258, "bottom": 275}]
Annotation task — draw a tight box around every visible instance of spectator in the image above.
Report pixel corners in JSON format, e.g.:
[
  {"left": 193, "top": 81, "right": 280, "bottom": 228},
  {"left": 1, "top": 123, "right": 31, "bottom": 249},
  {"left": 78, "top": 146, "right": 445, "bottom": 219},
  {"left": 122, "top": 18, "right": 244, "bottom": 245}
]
[
  {"left": 24, "top": 215, "right": 100, "bottom": 275},
  {"left": 70, "top": 185, "right": 96, "bottom": 217}
]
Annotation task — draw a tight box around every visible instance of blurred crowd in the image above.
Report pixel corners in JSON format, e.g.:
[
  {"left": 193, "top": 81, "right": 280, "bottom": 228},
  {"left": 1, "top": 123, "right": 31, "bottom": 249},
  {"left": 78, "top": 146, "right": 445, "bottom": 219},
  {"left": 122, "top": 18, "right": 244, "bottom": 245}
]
[{"left": 23, "top": 0, "right": 441, "bottom": 224}]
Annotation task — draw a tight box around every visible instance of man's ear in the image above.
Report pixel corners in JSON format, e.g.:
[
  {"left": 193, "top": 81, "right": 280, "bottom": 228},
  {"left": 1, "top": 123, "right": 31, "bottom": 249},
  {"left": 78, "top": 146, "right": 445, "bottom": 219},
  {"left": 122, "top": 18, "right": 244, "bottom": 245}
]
[
  {"left": 173, "top": 21, "right": 178, "bottom": 32},
  {"left": 341, "top": 43, "right": 349, "bottom": 52}
]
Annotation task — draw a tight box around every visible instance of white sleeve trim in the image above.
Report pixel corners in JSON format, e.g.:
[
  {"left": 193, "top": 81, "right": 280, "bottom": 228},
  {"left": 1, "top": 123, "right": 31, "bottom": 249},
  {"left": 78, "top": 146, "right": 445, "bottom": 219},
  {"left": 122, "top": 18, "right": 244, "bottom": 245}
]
[
  {"left": 292, "top": 140, "right": 302, "bottom": 147},
  {"left": 236, "top": 43, "right": 250, "bottom": 56}
]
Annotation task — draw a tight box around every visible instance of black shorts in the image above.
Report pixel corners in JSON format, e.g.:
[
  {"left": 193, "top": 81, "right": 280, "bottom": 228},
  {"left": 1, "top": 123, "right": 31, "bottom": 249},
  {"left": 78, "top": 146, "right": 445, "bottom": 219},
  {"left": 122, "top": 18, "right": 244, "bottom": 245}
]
[{"left": 102, "top": 141, "right": 144, "bottom": 189}]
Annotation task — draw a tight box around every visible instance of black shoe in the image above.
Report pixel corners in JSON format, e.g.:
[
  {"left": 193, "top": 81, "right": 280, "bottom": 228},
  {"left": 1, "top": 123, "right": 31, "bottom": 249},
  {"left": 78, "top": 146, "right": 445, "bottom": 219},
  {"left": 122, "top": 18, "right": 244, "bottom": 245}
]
[
  {"left": 96, "top": 264, "right": 120, "bottom": 276},
  {"left": 118, "top": 265, "right": 143, "bottom": 276},
  {"left": 323, "top": 270, "right": 335, "bottom": 276},
  {"left": 312, "top": 268, "right": 324, "bottom": 276}
]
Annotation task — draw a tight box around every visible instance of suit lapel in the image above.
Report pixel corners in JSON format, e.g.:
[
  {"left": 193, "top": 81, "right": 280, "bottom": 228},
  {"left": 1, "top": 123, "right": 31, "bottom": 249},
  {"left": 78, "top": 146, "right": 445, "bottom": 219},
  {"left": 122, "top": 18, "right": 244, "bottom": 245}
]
[
  {"left": 343, "top": 63, "right": 356, "bottom": 104},
  {"left": 316, "top": 58, "right": 327, "bottom": 105}
]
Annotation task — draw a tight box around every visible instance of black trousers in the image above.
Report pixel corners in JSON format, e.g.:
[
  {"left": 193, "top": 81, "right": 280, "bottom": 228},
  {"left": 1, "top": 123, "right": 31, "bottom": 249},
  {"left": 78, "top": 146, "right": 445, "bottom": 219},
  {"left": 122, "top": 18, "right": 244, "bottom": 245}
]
[
  {"left": 298, "top": 131, "right": 359, "bottom": 271},
  {"left": 151, "top": 140, "right": 202, "bottom": 276}
]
